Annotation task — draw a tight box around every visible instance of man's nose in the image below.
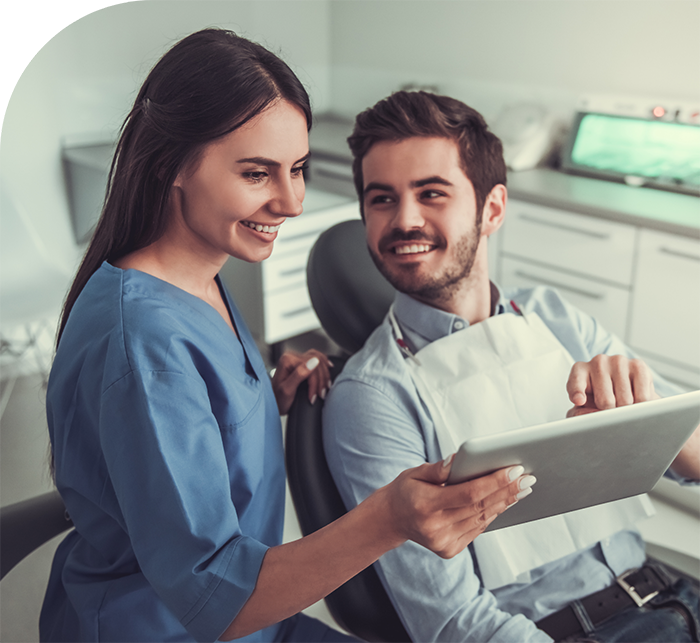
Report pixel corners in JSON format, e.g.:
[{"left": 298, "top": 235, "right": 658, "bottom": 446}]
[{"left": 392, "top": 197, "right": 425, "bottom": 229}]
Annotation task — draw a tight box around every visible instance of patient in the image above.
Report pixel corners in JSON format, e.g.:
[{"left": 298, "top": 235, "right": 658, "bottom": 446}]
[{"left": 322, "top": 91, "right": 700, "bottom": 642}]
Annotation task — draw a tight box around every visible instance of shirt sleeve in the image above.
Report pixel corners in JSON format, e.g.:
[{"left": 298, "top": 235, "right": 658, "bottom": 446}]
[
  {"left": 323, "top": 376, "right": 552, "bottom": 643},
  {"left": 99, "top": 369, "right": 269, "bottom": 642}
]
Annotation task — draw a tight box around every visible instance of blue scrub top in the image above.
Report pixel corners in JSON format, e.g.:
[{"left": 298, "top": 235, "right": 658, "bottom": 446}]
[{"left": 40, "top": 262, "right": 287, "bottom": 642}]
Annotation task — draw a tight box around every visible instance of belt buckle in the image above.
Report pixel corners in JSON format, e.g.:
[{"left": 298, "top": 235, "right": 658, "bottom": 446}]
[{"left": 616, "top": 569, "right": 659, "bottom": 607}]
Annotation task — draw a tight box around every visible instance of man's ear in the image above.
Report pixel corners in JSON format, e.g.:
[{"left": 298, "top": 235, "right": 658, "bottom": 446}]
[{"left": 481, "top": 184, "right": 507, "bottom": 237}]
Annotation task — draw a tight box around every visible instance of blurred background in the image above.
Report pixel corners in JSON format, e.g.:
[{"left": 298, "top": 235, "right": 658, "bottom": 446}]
[{"left": 1, "top": 1, "right": 698, "bottom": 640}]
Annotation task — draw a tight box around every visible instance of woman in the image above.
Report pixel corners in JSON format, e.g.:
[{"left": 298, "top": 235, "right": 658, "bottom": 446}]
[{"left": 41, "top": 29, "right": 525, "bottom": 643}]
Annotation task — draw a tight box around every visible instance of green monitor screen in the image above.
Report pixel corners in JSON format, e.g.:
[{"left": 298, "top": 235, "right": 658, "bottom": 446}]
[{"left": 562, "top": 112, "right": 700, "bottom": 195}]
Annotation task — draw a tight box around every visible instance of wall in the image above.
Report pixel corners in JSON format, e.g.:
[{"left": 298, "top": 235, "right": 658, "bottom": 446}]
[
  {"left": 0, "top": 0, "right": 332, "bottom": 274},
  {"left": 328, "top": 0, "right": 700, "bottom": 121}
]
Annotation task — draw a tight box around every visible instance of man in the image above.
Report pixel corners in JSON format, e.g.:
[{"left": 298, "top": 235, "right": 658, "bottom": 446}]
[{"left": 322, "top": 91, "right": 700, "bottom": 643}]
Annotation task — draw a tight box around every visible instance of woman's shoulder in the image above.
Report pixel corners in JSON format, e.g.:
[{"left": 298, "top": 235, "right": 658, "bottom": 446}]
[{"left": 64, "top": 264, "right": 207, "bottom": 373}]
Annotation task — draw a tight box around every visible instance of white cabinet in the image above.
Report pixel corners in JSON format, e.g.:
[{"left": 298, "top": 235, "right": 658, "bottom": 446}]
[
  {"left": 628, "top": 230, "right": 700, "bottom": 389},
  {"left": 498, "top": 199, "right": 700, "bottom": 389},
  {"left": 499, "top": 200, "right": 635, "bottom": 340},
  {"left": 501, "top": 257, "right": 631, "bottom": 339},
  {"left": 221, "top": 189, "right": 361, "bottom": 346}
]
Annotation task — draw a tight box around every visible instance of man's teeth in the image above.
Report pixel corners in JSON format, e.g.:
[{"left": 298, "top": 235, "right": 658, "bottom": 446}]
[
  {"left": 395, "top": 244, "right": 432, "bottom": 255},
  {"left": 242, "top": 221, "right": 281, "bottom": 233}
]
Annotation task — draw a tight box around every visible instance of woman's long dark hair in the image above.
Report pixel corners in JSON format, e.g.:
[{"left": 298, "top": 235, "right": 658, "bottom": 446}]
[{"left": 56, "top": 28, "right": 312, "bottom": 345}]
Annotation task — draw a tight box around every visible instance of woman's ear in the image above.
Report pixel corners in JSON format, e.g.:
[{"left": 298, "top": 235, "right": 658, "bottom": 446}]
[{"left": 481, "top": 184, "right": 507, "bottom": 238}]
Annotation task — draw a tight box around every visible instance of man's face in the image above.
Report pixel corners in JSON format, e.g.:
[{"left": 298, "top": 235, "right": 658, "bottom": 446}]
[{"left": 362, "top": 136, "right": 484, "bottom": 306}]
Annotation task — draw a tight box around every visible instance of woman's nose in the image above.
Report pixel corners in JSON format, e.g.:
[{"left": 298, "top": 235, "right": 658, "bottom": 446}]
[{"left": 270, "top": 178, "right": 304, "bottom": 218}]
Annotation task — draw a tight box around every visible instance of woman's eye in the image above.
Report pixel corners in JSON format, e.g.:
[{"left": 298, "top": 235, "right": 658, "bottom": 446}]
[
  {"left": 243, "top": 171, "right": 268, "bottom": 182},
  {"left": 291, "top": 164, "right": 309, "bottom": 177}
]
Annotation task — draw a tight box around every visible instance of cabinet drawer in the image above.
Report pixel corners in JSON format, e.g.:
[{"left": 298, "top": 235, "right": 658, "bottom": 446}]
[
  {"left": 628, "top": 229, "right": 700, "bottom": 370},
  {"left": 501, "top": 257, "right": 630, "bottom": 340},
  {"left": 262, "top": 252, "right": 307, "bottom": 294},
  {"left": 502, "top": 200, "right": 636, "bottom": 286},
  {"left": 264, "top": 286, "right": 319, "bottom": 344},
  {"left": 273, "top": 201, "right": 360, "bottom": 258}
]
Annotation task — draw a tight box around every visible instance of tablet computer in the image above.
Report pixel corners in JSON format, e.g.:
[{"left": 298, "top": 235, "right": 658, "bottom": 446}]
[{"left": 447, "top": 390, "right": 700, "bottom": 532}]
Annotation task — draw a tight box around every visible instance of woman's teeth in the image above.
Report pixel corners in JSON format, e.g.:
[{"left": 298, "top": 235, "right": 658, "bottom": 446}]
[
  {"left": 395, "top": 244, "right": 432, "bottom": 255},
  {"left": 242, "top": 221, "right": 281, "bottom": 233}
]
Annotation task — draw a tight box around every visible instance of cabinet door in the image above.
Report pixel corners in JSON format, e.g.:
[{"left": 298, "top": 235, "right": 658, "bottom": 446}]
[
  {"left": 501, "top": 257, "right": 630, "bottom": 340},
  {"left": 502, "top": 200, "right": 637, "bottom": 286},
  {"left": 628, "top": 230, "right": 700, "bottom": 376}
]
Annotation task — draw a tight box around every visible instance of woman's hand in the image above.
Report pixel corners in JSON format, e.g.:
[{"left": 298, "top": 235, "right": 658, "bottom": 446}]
[
  {"left": 271, "top": 349, "right": 333, "bottom": 415},
  {"left": 378, "top": 458, "right": 535, "bottom": 558},
  {"left": 221, "top": 456, "right": 533, "bottom": 640}
]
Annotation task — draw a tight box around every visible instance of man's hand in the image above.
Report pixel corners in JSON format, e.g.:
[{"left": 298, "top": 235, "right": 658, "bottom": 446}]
[{"left": 566, "top": 354, "right": 659, "bottom": 418}]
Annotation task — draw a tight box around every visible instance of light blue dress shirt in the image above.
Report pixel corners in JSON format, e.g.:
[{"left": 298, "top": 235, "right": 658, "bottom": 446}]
[
  {"left": 40, "top": 263, "right": 340, "bottom": 643},
  {"left": 323, "top": 284, "right": 686, "bottom": 643}
]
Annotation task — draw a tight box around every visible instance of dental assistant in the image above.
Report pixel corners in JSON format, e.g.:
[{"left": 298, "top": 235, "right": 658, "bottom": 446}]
[{"left": 39, "top": 30, "right": 529, "bottom": 643}]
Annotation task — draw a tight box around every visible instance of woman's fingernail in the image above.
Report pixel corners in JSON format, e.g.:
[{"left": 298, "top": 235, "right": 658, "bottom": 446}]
[
  {"left": 310, "top": 394, "right": 317, "bottom": 405},
  {"left": 320, "top": 388, "right": 327, "bottom": 400},
  {"left": 507, "top": 465, "right": 525, "bottom": 482},
  {"left": 519, "top": 475, "right": 537, "bottom": 491},
  {"left": 516, "top": 487, "right": 533, "bottom": 500},
  {"left": 306, "top": 357, "right": 320, "bottom": 370},
  {"left": 442, "top": 453, "right": 455, "bottom": 468}
]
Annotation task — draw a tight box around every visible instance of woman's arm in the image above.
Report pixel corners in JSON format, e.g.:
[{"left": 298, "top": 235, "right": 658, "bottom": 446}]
[{"left": 221, "top": 460, "right": 527, "bottom": 640}]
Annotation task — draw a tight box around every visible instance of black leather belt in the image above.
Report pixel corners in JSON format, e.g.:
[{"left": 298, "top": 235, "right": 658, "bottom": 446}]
[{"left": 536, "top": 564, "right": 673, "bottom": 641}]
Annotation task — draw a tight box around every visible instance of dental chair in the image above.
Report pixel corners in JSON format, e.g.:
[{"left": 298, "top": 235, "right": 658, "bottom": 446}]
[
  {"left": 0, "top": 490, "right": 73, "bottom": 580},
  {"left": 284, "top": 219, "right": 409, "bottom": 642}
]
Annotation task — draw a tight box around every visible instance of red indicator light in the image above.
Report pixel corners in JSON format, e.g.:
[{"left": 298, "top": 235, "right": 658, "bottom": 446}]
[{"left": 652, "top": 105, "right": 665, "bottom": 118}]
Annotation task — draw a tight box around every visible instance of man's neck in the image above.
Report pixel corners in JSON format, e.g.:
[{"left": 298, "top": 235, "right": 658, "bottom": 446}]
[{"left": 411, "top": 271, "right": 493, "bottom": 325}]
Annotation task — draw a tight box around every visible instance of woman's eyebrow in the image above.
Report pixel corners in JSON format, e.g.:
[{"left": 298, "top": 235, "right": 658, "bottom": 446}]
[{"left": 236, "top": 152, "right": 311, "bottom": 166}]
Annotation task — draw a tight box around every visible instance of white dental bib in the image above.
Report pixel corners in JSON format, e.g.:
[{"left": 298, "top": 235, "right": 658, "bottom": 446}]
[{"left": 388, "top": 304, "right": 654, "bottom": 589}]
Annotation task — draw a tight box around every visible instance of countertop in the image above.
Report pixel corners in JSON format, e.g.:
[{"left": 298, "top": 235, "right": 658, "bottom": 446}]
[{"left": 508, "top": 169, "right": 700, "bottom": 239}]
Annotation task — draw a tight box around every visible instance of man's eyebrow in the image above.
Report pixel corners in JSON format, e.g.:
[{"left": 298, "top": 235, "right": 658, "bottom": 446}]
[
  {"left": 363, "top": 181, "right": 394, "bottom": 196},
  {"left": 364, "top": 176, "right": 454, "bottom": 196},
  {"left": 410, "top": 176, "right": 453, "bottom": 188},
  {"left": 237, "top": 152, "right": 311, "bottom": 166}
]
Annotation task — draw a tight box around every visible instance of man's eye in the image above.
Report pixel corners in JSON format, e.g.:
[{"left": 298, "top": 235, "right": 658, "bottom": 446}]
[
  {"left": 368, "top": 194, "right": 393, "bottom": 205},
  {"left": 421, "top": 189, "right": 444, "bottom": 199}
]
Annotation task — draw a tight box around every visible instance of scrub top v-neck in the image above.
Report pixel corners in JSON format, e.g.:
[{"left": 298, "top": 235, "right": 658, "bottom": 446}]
[{"left": 41, "top": 261, "right": 287, "bottom": 642}]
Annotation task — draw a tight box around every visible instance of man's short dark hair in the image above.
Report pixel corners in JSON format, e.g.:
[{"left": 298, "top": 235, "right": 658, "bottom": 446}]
[{"left": 347, "top": 91, "right": 507, "bottom": 219}]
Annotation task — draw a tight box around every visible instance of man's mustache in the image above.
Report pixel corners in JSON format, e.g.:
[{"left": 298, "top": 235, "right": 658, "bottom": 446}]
[{"left": 377, "top": 228, "right": 444, "bottom": 254}]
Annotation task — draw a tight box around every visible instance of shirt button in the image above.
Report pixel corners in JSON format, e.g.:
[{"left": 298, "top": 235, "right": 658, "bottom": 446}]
[{"left": 454, "top": 321, "right": 464, "bottom": 330}]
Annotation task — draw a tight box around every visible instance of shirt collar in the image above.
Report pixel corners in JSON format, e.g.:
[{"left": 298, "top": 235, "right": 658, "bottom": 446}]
[{"left": 392, "top": 282, "right": 509, "bottom": 353}]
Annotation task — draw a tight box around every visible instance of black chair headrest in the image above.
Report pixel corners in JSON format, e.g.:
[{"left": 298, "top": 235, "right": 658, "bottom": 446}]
[{"left": 307, "top": 219, "right": 395, "bottom": 354}]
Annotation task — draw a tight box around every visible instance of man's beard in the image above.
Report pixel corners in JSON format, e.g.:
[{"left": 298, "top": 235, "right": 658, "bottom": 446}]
[{"left": 369, "top": 221, "right": 482, "bottom": 306}]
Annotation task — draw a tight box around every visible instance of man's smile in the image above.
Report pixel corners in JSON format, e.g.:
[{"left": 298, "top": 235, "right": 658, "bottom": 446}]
[{"left": 393, "top": 243, "right": 434, "bottom": 256}]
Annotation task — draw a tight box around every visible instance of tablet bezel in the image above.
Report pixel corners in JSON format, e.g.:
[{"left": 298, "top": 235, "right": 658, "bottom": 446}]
[{"left": 446, "top": 390, "right": 700, "bottom": 531}]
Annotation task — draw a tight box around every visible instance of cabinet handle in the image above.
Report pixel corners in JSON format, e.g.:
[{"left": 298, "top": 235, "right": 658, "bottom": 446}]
[
  {"left": 514, "top": 270, "right": 605, "bottom": 300},
  {"left": 658, "top": 247, "right": 700, "bottom": 262},
  {"left": 315, "top": 167, "right": 354, "bottom": 182},
  {"left": 282, "top": 305, "right": 312, "bottom": 319},
  {"left": 279, "top": 267, "right": 306, "bottom": 278},
  {"left": 518, "top": 214, "right": 610, "bottom": 240}
]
